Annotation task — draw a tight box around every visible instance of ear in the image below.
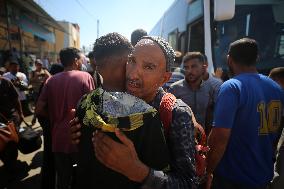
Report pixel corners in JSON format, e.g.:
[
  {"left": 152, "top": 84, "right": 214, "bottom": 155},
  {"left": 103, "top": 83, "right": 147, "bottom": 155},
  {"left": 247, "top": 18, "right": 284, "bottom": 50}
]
[
  {"left": 160, "top": 72, "right": 172, "bottom": 86},
  {"left": 202, "top": 63, "right": 208, "bottom": 70},
  {"left": 227, "top": 55, "right": 232, "bottom": 67},
  {"left": 74, "top": 58, "right": 80, "bottom": 67}
]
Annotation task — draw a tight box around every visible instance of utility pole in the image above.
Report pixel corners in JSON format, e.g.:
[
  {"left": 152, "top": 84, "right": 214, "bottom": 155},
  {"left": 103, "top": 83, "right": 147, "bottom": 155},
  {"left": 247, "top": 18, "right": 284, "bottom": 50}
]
[{"left": 97, "top": 19, "right": 99, "bottom": 39}]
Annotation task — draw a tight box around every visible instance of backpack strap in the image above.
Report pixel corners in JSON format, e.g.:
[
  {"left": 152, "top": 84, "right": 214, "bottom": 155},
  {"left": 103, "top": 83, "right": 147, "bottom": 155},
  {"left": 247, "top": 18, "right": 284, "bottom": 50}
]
[
  {"left": 159, "top": 93, "right": 207, "bottom": 146},
  {"left": 159, "top": 93, "right": 176, "bottom": 136}
]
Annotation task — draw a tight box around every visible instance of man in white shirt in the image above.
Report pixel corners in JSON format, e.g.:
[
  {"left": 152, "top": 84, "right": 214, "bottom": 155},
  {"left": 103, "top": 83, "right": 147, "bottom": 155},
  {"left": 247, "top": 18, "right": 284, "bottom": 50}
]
[{"left": 3, "top": 59, "right": 31, "bottom": 116}]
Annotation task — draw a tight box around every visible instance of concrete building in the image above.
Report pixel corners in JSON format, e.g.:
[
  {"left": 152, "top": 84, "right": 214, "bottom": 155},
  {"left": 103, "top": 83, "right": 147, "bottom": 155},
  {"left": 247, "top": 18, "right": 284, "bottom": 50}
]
[
  {"left": 58, "top": 21, "right": 80, "bottom": 50},
  {"left": 0, "top": 0, "right": 80, "bottom": 66}
]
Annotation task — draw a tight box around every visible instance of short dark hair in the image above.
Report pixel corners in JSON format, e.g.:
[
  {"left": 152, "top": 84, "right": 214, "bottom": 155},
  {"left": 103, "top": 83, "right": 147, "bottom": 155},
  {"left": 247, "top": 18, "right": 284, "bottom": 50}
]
[
  {"left": 182, "top": 52, "right": 205, "bottom": 64},
  {"left": 88, "top": 51, "right": 94, "bottom": 60},
  {"left": 228, "top": 38, "right": 258, "bottom": 66},
  {"left": 49, "top": 63, "right": 64, "bottom": 75},
  {"left": 131, "top": 29, "right": 147, "bottom": 46},
  {"left": 59, "top": 47, "right": 81, "bottom": 67},
  {"left": 269, "top": 67, "right": 284, "bottom": 80},
  {"left": 93, "top": 32, "right": 133, "bottom": 66}
]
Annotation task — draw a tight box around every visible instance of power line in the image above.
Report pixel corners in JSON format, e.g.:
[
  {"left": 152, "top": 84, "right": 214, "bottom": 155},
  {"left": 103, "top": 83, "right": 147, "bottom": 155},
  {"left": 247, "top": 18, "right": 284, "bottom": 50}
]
[{"left": 74, "top": 0, "right": 98, "bottom": 23}]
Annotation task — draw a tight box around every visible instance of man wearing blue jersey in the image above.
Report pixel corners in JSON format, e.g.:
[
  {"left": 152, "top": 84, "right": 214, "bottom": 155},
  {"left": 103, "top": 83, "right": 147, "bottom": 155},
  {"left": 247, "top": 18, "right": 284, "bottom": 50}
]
[{"left": 206, "top": 38, "right": 284, "bottom": 189}]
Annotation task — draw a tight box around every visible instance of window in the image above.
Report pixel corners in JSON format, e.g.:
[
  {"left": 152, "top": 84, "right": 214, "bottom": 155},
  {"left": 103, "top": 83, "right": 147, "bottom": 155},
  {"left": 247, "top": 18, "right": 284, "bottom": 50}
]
[{"left": 168, "top": 30, "right": 178, "bottom": 50}]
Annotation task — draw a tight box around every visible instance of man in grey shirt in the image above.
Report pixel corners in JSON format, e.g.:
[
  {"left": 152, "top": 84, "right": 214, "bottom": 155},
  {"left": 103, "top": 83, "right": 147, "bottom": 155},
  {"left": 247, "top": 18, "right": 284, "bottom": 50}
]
[
  {"left": 203, "top": 54, "right": 223, "bottom": 97},
  {"left": 168, "top": 52, "right": 222, "bottom": 134}
]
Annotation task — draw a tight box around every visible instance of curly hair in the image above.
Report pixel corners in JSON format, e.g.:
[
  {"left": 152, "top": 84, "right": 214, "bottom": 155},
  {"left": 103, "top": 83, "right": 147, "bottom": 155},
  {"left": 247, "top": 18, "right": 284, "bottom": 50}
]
[{"left": 93, "top": 32, "right": 133, "bottom": 65}]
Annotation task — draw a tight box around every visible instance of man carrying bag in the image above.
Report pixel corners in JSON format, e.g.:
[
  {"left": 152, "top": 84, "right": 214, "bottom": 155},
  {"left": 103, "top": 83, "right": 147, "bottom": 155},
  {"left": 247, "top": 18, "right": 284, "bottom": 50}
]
[{"left": 0, "top": 76, "right": 22, "bottom": 171}]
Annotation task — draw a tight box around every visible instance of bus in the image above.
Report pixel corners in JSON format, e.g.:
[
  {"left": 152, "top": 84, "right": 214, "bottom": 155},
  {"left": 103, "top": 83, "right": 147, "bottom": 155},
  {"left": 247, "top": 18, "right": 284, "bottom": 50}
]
[{"left": 150, "top": 0, "right": 284, "bottom": 75}]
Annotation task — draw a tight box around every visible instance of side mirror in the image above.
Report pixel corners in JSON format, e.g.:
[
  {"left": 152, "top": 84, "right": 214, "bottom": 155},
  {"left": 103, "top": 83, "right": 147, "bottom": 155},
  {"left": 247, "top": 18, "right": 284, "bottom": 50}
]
[{"left": 214, "top": 0, "right": 235, "bottom": 21}]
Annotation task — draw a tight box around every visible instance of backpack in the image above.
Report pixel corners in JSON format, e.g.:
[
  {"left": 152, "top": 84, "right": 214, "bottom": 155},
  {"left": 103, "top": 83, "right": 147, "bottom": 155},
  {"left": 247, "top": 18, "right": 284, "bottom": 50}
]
[{"left": 159, "top": 93, "right": 209, "bottom": 177}]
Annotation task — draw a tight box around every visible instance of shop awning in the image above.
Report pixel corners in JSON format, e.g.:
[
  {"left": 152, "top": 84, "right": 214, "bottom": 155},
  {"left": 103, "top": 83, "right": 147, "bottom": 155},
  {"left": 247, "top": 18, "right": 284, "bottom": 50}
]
[{"left": 10, "top": 0, "right": 65, "bottom": 32}]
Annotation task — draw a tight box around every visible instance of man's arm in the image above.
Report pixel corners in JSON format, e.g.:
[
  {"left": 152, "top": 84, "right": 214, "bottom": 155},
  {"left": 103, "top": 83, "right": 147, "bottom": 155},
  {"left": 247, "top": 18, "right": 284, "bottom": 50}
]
[
  {"left": 35, "top": 82, "right": 49, "bottom": 117},
  {"left": 206, "top": 128, "right": 231, "bottom": 174},
  {"left": 92, "top": 103, "right": 197, "bottom": 189},
  {"left": 35, "top": 99, "right": 48, "bottom": 117},
  {"left": 6, "top": 78, "right": 24, "bottom": 119},
  {"left": 14, "top": 98, "right": 24, "bottom": 119},
  {"left": 141, "top": 104, "right": 196, "bottom": 189},
  {"left": 93, "top": 129, "right": 150, "bottom": 182},
  {"left": 205, "top": 80, "right": 239, "bottom": 188}
]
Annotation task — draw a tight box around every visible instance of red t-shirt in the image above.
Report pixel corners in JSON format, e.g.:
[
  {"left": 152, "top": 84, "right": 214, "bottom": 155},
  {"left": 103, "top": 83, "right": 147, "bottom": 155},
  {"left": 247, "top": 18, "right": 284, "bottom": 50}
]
[{"left": 39, "top": 70, "right": 95, "bottom": 153}]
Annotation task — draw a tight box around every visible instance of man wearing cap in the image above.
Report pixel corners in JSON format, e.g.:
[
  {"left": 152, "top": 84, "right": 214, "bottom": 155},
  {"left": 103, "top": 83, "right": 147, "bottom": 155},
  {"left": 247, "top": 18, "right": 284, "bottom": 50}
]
[
  {"left": 92, "top": 36, "right": 196, "bottom": 188},
  {"left": 30, "top": 59, "right": 51, "bottom": 101},
  {"left": 70, "top": 35, "right": 196, "bottom": 188},
  {"left": 29, "top": 59, "right": 51, "bottom": 124},
  {"left": 3, "top": 59, "right": 30, "bottom": 116}
]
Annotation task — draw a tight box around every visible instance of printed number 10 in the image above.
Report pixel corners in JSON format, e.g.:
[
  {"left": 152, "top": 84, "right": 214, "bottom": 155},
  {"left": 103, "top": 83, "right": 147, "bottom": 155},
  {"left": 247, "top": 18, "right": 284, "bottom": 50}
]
[{"left": 258, "top": 101, "right": 281, "bottom": 135}]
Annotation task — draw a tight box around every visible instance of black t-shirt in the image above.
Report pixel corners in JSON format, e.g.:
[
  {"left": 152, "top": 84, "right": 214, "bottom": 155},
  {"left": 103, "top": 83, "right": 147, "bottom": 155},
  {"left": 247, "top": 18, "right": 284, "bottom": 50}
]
[
  {"left": 76, "top": 89, "right": 170, "bottom": 189},
  {"left": 0, "top": 77, "right": 19, "bottom": 121}
]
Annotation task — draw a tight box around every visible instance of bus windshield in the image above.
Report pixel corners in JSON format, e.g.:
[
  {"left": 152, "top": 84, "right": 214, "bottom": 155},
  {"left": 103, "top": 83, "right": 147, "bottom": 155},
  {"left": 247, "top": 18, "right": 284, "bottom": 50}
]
[{"left": 213, "top": 3, "right": 284, "bottom": 74}]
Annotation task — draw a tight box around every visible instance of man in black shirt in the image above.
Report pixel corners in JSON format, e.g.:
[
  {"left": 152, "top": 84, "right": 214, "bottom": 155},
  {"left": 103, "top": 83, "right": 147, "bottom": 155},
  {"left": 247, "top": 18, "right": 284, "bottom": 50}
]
[{"left": 0, "top": 76, "right": 23, "bottom": 171}]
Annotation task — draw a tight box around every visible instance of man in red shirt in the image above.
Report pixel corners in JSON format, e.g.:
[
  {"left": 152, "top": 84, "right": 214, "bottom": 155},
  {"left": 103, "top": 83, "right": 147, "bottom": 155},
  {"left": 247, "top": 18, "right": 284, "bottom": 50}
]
[{"left": 36, "top": 47, "right": 95, "bottom": 189}]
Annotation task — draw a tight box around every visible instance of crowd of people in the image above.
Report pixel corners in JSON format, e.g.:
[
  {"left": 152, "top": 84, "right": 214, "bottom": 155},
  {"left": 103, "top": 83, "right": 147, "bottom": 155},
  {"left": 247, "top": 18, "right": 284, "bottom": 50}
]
[{"left": 0, "top": 29, "right": 284, "bottom": 189}]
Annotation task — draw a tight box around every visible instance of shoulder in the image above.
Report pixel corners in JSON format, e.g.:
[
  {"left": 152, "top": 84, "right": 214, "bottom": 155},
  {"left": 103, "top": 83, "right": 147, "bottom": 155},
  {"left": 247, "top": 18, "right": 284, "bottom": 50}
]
[
  {"left": 0, "top": 76, "right": 9, "bottom": 83},
  {"left": 170, "top": 79, "right": 185, "bottom": 86},
  {"left": 220, "top": 78, "right": 242, "bottom": 90},
  {"left": 0, "top": 77, "right": 16, "bottom": 91},
  {"left": 74, "top": 71, "right": 93, "bottom": 79},
  {"left": 3, "top": 72, "right": 11, "bottom": 77},
  {"left": 169, "top": 79, "right": 186, "bottom": 89},
  {"left": 215, "top": 79, "right": 243, "bottom": 100},
  {"left": 206, "top": 75, "right": 223, "bottom": 87},
  {"left": 172, "top": 99, "right": 192, "bottom": 123},
  {"left": 0, "top": 77, "right": 11, "bottom": 86},
  {"left": 260, "top": 74, "right": 281, "bottom": 88}
]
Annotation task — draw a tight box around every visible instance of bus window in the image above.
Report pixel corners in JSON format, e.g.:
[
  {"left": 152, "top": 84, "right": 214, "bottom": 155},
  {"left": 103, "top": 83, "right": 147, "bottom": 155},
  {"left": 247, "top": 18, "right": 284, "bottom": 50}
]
[
  {"left": 278, "top": 35, "right": 284, "bottom": 56},
  {"left": 213, "top": 3, "right": 284, "bottom": 74},
  {"left": 178, "top": 32, "right": 186, "bottom": 54},
  {"left": 168, "top": 30, "right": 178, "bottom": 50},
  {"left": 187, "top": 20, "right": 204, "bottom": 53}
]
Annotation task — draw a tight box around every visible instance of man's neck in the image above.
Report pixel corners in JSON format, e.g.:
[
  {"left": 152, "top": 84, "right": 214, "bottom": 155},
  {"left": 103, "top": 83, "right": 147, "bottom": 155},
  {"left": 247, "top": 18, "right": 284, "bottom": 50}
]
[
  {"left": 64, "top": 66, "right": 77, "bottom": 72},
  {"left": 233, "top": 65, "right": 258, "bottom": 76},
  {"left": 202, "top": 72, "right": 209, "bottom": 81},
  {"left": 186, "top": 79, "right": 202, "bottom": 91}
]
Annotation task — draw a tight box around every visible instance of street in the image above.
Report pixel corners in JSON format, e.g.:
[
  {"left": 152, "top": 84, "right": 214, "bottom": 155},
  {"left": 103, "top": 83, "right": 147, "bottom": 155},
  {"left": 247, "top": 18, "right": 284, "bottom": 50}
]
[{"left": 0, "top": 115, "right": 43, "bottom": 189}]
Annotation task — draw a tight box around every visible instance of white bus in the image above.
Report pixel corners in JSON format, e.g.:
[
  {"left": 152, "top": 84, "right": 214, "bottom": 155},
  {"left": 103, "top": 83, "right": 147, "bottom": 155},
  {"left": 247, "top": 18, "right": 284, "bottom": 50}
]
[{"left": 150, "top": 0, "right": 284, "bottom": 75}]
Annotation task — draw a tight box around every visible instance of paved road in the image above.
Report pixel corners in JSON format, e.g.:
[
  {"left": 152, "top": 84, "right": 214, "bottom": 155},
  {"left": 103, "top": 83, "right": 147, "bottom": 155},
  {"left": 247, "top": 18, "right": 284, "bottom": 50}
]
[{"left": 0, "top": 116, "right": 43, "bottom": 189}]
